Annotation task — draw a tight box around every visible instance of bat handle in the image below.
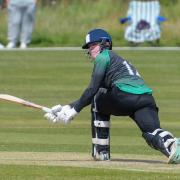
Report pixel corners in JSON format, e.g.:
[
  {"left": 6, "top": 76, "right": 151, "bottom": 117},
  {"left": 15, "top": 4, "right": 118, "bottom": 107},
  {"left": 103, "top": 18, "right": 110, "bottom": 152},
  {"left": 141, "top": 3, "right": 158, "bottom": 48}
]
[{"left": 42, "top": 107, "right": 52, "bottom": 113}]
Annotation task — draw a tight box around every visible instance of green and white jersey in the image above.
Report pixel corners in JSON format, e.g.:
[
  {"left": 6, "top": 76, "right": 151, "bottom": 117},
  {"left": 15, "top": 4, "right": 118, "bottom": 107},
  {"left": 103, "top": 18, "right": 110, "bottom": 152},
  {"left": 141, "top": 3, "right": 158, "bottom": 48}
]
[
  {"left": 72, "top": 49, "right": 152, "bottom": 112},
  {"left": 99, "top": 49, "right": 152, "bottom": 94}
]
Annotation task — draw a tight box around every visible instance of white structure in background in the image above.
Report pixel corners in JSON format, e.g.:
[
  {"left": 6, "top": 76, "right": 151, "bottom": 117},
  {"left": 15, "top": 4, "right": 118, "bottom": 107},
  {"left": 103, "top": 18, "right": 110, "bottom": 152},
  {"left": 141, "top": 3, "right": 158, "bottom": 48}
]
[{"left": 120, "top": 0, "right": 166, "bottom": 45}]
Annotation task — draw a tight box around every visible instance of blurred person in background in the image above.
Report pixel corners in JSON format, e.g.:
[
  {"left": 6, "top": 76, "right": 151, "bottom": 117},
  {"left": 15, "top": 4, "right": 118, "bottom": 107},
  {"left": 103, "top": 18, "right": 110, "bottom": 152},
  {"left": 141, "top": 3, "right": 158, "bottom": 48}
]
[
  {"left": 0, "top": 0, "right": 5, "bottom": 48},
  {"left": 6, "top": 0, "right": 37, "bottom": 49}
]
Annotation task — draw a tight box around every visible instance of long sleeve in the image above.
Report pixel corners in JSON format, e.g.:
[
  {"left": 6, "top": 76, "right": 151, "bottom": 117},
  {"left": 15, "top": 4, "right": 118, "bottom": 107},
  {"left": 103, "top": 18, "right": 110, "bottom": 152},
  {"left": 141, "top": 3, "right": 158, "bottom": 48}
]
[{"left": 71, "top": 51, "right": 110, "bottom": 112}]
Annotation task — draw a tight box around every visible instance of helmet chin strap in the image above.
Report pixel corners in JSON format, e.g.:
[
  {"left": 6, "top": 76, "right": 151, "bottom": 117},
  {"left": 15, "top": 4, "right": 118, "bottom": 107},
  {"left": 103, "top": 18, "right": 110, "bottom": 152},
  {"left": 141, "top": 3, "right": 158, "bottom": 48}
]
[
  {"left": 85, "top": 40, "right": 111, "bottom": 60},
  {"left": 99, "top": 40, "right": 112, "bottom": 52}
]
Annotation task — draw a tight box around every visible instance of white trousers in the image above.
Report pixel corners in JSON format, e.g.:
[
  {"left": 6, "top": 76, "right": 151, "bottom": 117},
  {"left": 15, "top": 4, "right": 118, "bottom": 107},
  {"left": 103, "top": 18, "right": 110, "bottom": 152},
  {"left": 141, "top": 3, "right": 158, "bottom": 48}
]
[{"left": 7, "top": 2, "right": 36, "bottom": 44}]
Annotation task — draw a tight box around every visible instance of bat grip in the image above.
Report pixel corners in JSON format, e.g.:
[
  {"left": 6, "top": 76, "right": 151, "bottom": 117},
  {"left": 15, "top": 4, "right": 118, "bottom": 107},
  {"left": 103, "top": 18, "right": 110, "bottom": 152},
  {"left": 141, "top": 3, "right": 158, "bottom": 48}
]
[{"left": 42, "top": 107, "right": 52, "bottom": 113}]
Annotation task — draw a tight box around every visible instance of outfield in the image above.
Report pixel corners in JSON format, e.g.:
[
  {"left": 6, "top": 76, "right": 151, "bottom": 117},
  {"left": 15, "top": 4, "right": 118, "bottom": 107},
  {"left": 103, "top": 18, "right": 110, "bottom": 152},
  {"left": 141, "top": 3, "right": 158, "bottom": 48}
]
[{"left": 0, "top": 50, "right": 180, "bottom": 179}]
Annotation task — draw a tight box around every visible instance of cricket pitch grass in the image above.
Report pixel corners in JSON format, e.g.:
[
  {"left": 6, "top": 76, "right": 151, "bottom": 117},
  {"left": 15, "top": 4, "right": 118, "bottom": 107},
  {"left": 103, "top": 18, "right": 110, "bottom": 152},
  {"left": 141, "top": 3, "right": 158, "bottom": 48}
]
[
  {"left": 0, "top": 49, "right": 180, "bottom": 179},
  {"left": 0, "top": 152, "right": 179, "bottom": 172}
]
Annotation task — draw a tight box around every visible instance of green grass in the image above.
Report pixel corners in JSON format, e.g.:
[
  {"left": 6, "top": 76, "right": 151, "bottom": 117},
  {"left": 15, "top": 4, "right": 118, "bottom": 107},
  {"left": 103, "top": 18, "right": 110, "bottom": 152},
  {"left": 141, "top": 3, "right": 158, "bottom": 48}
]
[
  {"left": 0, "top": 50, "right": 180, "bottom": 179},
  {"left": 0, "top": 0, "right": 180, "bottom": 46},
  {"left": 0, "top": 165, "right": 180, "bottom": 180}
]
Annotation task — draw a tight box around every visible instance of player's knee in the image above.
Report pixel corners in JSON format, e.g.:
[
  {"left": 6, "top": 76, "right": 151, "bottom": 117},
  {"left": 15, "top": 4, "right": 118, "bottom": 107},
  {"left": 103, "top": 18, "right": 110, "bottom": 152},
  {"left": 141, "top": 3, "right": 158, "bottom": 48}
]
[
  {"left": 91, "top": 88, "right": 108, "bottom": 112},
  {"left": 94, "top": 120, "right": 110, "bottom": 128}
]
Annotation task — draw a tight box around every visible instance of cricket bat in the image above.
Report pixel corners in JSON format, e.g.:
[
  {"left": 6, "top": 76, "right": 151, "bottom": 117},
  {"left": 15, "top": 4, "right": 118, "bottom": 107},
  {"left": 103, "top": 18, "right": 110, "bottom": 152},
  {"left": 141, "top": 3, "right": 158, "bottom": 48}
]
[{"left": 0, "top": 94, "right": 51, "bottom": 113}]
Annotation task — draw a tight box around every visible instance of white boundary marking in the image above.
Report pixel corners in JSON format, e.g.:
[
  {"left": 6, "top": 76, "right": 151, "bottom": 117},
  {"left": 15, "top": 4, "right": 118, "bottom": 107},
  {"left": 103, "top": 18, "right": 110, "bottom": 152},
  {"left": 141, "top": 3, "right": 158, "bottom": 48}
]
[{"left": 0, "top": 47, "right": 180, "bottom": 51}]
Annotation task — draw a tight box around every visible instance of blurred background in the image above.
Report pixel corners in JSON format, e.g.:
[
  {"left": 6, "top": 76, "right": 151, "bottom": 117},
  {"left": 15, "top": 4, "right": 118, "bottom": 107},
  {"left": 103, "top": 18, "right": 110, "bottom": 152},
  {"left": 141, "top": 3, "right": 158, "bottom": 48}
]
[{"left": 0, "top": 0, "right": 180, "bottom": 47}]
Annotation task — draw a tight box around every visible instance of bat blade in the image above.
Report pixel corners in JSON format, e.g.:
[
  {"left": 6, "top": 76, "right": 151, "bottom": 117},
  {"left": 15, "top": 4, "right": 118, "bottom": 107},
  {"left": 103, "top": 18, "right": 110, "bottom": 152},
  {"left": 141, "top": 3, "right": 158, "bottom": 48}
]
[{"left": 0, "top": 94, "right": 51, "bottom": 113}]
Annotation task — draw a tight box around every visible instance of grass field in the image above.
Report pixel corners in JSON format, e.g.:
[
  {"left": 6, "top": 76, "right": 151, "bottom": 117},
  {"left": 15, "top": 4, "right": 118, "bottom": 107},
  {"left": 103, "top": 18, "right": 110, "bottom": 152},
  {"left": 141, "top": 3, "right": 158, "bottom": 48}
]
[
  {"left": 0, "top": 0, "right": 180, "bottom": 46},
  {"left": 0, "top": 50, "right": 180, "bottom": 179}
]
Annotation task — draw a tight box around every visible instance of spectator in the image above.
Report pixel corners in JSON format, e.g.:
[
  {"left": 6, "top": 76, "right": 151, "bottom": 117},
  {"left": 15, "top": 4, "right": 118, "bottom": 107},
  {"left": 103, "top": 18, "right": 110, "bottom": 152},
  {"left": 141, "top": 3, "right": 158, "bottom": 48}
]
[
  {"left": 0, "top": 0, "right": 5, "bottom": 48},
  {"left": 6, "top": 0, "right": 37, "bottom": 49}
]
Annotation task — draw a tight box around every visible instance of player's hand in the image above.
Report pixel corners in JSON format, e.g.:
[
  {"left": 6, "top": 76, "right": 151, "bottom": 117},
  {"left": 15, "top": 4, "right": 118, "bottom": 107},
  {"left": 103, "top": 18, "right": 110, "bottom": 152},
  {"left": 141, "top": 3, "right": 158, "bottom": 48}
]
[
  {"left": 44, "top": 112, "right": 57, "bottom": 123},
  {"left": 44, "top": 104, "right": 62, "bottom": 123},
  {"left": 51, "top": 104, "right": 62, "bottom": 115},
  {"left": 56, "top": 105, "right": 78, "bottom": 124}
]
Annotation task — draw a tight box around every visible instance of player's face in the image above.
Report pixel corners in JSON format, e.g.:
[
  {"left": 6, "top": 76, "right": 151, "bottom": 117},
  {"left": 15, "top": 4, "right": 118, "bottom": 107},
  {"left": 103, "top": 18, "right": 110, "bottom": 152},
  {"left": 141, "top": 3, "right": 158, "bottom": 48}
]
[{"left": 87, "top": 43, "right": 101, "bottom": 59}]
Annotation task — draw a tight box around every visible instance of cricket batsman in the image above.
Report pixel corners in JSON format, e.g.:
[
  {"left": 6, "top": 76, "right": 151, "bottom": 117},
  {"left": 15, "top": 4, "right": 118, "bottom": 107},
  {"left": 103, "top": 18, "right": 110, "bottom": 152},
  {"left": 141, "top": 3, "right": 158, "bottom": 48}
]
[{"left": 44, "top": 28, "right": 180, "bottom": 164}]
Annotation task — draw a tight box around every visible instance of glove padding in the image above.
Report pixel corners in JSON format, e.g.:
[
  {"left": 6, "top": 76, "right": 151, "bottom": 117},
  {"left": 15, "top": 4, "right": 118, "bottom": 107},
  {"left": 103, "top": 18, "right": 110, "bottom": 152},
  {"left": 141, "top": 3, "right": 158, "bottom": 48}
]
[
  {"left": 44, "top": 112, "right": 57, "bottom": 123},
  {"left": 56, "top": 105, "right": 77, "bottom": 124},
  {"left": 44, "top": 104, "right": 62, "bottom": 123},
  {"left": 51, "top": 104, "right": 62, "bottom": 115},
  {"left": 44, "top": 105, "right": 77, "bottom": 124}
]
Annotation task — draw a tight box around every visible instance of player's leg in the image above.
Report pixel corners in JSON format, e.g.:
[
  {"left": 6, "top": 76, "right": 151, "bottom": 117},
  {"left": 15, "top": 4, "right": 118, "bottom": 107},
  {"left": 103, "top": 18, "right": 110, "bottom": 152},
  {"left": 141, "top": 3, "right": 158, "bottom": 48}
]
[
  {"left": 21, "top": 2, "right": 36, "bottom": 47},
  {"left": 91, "top": 90, "right": 110, "bottom": 161},
  {"left": 7, "top": 3, "right": 21, "bottom": 48},
  {"left": 90, "top": 87, "right": 139, "bottom": 161},
  {"left": 131, "top": 95, "right": 180, "bottom": 163}
]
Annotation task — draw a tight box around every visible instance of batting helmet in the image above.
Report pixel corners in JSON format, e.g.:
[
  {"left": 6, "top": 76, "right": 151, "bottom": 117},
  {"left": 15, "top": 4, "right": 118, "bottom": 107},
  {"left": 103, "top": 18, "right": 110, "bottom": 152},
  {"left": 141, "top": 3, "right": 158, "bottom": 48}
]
[{"left": 82, "top": 28, "right": 112, "bottom": 50}]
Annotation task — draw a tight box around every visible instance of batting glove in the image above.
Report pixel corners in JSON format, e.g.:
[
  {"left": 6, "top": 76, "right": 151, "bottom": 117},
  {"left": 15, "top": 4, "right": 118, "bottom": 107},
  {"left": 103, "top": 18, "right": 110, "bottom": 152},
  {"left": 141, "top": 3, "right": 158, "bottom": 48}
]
[
  {"left": 51, "top": 104, "right": 62, "bottom": 115},
  {"left": 44, "top": 112, "right": 58, "bottom": 123},
  {"left": 44, "top": 104, "right": 62, "bottom": 123},
  {"left": 56, "top": 105, "right": 78, "bottom": 124}
]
